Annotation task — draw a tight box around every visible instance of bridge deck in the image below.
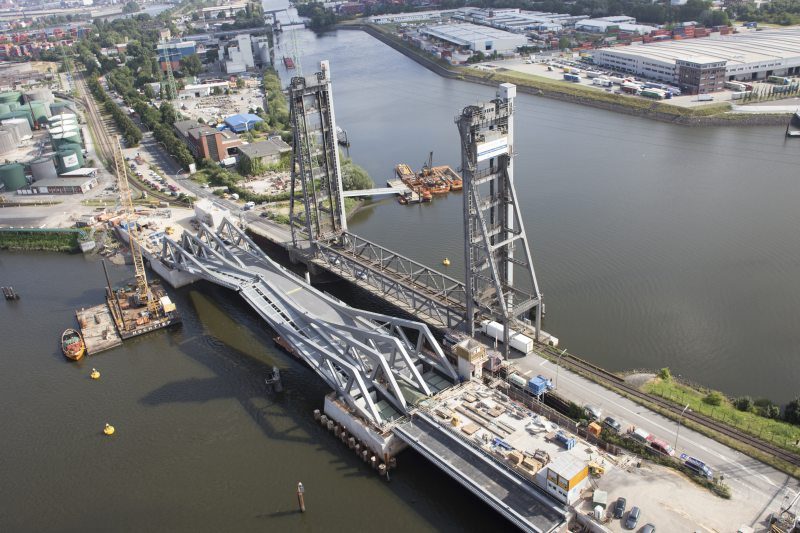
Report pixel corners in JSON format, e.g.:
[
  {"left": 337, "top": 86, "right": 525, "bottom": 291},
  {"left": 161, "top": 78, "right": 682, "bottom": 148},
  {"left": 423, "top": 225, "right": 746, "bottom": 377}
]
[{"left": 393, "top": 413, "right": 565, "bottom": 533}]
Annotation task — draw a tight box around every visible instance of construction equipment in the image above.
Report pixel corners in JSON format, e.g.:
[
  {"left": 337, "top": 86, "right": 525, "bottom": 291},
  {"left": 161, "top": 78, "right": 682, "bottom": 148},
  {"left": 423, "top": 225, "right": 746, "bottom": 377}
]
[
  {"left": 159, "top": 35, "right": 177, "bottom": 100},
  {"left": 112, "top": 135, "right": 160, "bottom": 318}
]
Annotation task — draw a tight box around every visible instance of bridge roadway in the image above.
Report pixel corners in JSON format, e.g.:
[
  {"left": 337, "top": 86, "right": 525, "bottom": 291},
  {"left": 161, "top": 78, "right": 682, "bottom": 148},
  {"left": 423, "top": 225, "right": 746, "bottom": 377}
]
[{"left": 155, "top": 219, "right": 565, "bottom": 532}]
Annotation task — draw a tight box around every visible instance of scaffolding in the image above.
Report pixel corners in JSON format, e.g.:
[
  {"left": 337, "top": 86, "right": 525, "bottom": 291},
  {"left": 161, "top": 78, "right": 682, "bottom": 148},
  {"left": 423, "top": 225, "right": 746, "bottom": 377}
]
[{"left": 456, "top": 83, "right": 542, "bottom": 357}]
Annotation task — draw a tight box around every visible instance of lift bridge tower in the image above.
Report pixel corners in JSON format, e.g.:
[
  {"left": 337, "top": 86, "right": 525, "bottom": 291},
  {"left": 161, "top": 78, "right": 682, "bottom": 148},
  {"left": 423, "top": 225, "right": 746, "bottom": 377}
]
[
  {"left": 456, "top": 83, "right": 543, "bottom": 356},
  {"left": 288, "top": 60, "right": 347, "bottom": 249}
]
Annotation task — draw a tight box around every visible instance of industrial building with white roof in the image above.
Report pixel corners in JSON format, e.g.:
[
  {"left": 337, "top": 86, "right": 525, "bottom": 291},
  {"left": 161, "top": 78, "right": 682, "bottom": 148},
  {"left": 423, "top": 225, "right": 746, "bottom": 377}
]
[
  {"left": 420, "top": 23, "right": 528, "bottom": 54},
  {"left": 593, "top": 27, "right": 800, "bottom": 91}
]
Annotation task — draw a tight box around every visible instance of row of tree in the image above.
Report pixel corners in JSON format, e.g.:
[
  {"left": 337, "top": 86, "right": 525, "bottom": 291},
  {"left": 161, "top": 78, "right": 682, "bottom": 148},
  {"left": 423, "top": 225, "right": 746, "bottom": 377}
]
[{"left": 86, "top": 76, "right": 142, "bottom": 147}]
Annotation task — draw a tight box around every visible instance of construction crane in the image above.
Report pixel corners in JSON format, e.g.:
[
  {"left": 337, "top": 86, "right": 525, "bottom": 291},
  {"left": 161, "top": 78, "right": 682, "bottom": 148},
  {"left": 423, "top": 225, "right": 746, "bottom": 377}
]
[
  {"left": 159, "top": 35, "right": 177, "bottom": 100},
  {"left": 112, "top": 135, "right": 159, "bottom": 317}
]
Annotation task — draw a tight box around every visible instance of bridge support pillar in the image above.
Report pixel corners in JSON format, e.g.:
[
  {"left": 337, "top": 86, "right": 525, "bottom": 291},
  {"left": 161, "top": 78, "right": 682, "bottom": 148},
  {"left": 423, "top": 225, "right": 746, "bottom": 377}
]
[{"left": 323, "top": 394, "right": 407, "bottom": 459}]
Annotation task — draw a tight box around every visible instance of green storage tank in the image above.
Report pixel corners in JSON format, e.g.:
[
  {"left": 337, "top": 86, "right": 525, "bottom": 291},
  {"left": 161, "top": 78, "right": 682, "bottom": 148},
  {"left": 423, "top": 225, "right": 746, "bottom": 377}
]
[
  {"left": 60, "top": 143, "right": 84, "bottom": 167},
  {"left": 57, "top": 147, "right": 82, "bottom": 174},
  {"left": 50, "top": 101, "right": 71, "bottom": 115},
  {"left": 0, "top": 163, "right": 26, "bottom": 192},
  {"left": 0, "top": 103, "right": 10, "bottom": 114},
  {"left": 0, "top": 91, "right": 21, "bottom": 104},
  {"left": 28, "top": 101, "right": 49, "bottom": 126},
  {"left": 0, "top": 110, "right": 34, "bottom": 128},
  {"left": 8, "top": 102, "right": 19, "bottom": 111},
  {"left": 51, "top": 132, "right": 82, "bottom": 150}
]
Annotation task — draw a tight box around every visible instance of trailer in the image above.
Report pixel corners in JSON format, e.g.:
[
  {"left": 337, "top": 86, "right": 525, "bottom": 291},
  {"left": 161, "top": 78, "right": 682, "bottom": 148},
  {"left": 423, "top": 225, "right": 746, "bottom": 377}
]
[
  {"left": 767, "top": 76, "right": 790, "bottom": 85},
  {"left": 481, "top": 321, "right": 534, "bottom": 354},
  {"left": 621, "top": 82, "right": 640, "bottom": 95},
  {"left": 592, "top": 77, "right": 612, "bottom": 87},
  {"left": 725, "top": 81, "right": 747, "bottom": 91},
  {"left": 563, "top": 73, "right": 581, "bottom": 83}
]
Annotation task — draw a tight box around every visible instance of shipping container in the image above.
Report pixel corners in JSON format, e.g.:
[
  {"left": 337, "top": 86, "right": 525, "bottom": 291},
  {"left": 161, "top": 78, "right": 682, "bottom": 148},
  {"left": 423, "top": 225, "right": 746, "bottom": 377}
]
[
  {"left": 481, "top": 321, "right": 534, "bottom": 354},
  {"left": 508, "top": 373, "right": 528, "bottom": 389}
]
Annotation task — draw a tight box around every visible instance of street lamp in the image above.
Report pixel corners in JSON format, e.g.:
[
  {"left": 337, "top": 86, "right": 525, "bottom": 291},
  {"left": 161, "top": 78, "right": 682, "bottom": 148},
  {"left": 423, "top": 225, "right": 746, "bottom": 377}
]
[
  {"left": 555, "top": 348, "right": 567, "bottom": 390},
  {"left": 675, "top": 403, "right": 691, "bottom": 452}
]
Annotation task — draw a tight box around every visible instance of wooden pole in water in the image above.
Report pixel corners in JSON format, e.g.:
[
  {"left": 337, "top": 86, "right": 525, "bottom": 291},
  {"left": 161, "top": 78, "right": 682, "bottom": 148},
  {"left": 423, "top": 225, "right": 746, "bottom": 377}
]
[{"left": 296, "top": 482, "right": 305, "bottom": 513}]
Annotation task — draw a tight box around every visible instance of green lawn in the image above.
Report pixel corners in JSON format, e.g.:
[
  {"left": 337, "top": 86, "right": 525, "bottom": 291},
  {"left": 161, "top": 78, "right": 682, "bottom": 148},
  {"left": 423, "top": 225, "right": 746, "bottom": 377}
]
[{"left": 644, "top": 378, "right": 800, "bottom": 452}]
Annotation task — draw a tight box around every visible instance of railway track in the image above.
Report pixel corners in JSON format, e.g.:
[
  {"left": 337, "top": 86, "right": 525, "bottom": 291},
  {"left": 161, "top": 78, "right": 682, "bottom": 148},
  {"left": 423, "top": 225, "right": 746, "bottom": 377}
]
[
  {"left": 74, "top": 72, "right": 186, "bottom": 206},
  {"left": 541, "top": 346, "right": 800, "bottom": 468}
]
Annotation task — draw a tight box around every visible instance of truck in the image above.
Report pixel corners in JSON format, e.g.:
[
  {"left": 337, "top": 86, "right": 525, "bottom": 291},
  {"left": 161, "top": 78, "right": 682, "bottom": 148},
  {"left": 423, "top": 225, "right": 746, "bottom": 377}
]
[
  {"left": 767, "top": 75, "right": 791, "bottom": 85},
  {"left": 725, "top": 81, "right": 747, "bottom": 91},
  {"left": 697, "top": 94, "right": 715, "bottom": 102},
  {"left": 243, "top": 201, "right": 256, "bottom": 210},
  {"left": 621, "top": 82, "right": 640, "bottom": 95},
  {"left": 641, "top": 88, "right": 667, "bottom": 100},
  {"left": 563, "top": 73, "right": 581, "bottom": 83},
  {"left": 592, "top": 77, "right": 612, "bottom": 87},
  {"left": 481, "top": 321, "right": 534, "bottom": 354}
]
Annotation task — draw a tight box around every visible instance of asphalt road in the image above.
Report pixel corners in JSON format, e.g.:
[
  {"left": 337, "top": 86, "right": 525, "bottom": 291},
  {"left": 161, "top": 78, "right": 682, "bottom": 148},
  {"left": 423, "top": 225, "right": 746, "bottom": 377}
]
[{"left": 511, "top": 350, "right": 800, "bottom": 529}]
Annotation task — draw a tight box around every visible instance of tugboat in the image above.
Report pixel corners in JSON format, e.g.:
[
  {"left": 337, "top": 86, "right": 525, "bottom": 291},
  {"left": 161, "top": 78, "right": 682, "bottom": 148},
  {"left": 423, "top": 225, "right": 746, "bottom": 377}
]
[{"left": 61, "top": 328, "right": 86, "bottom": 361}]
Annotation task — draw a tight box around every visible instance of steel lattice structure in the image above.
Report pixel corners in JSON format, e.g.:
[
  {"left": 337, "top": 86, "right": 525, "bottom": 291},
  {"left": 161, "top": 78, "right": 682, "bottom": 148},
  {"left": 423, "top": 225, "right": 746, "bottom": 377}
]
[
  {"left": 456, "top": 83, "right": 542, "bottom": 355},
  {"left": 288, "top": 60, "right": 347, "bottom": 249}
]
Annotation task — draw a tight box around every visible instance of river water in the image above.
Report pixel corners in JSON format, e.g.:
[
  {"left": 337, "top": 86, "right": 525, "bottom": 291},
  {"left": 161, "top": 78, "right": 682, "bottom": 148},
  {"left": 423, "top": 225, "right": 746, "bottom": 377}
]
[
  {"left": 2, "top": 26, "right": 799, "bottom": 531},
  {"left": 275, "top": 28, "right": 800, "bottom": 404}
]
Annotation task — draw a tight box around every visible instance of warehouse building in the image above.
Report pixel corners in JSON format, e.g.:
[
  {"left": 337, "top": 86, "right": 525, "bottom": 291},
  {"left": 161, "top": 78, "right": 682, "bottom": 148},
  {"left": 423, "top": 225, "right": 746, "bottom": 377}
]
[
  {"left": 238, "top": 136, "right": 291, "bottom": 168},
  {"left": 20, "top": 176, "right": 98, "bottom": 195},
  {"left": 455, "top": 8, "right": 587, "bottom": 33},
  {"left": 174, "top": 120, "right": 242, "bottom": 162},
  {"left": 593, "top": 27, "right": 800, "bottom": 93},
  {"left": 420, "top": 23, "right": 528, "bottom": 54}
]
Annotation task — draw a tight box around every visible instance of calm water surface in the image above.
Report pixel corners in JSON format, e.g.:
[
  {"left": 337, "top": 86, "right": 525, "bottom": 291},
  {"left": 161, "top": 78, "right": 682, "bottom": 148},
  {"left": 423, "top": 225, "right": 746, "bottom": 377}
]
[{"left": 276, "top": 28, "right": 800, "bottom": 403}]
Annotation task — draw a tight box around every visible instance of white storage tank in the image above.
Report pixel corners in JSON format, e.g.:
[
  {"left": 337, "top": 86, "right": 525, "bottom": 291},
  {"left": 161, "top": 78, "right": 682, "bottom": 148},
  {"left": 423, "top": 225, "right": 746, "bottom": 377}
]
[
  {"left": 0, "top": 130, "right": 14, "bottom": 155},
  {"left": 2, "top": 118, "right": 31, "bottom": 140},
  {"left": 30, "top": 157, "right": 58, "bottom": 182},
  {"left": 0, "top": 124, "right": 19, "bottom": 144}
]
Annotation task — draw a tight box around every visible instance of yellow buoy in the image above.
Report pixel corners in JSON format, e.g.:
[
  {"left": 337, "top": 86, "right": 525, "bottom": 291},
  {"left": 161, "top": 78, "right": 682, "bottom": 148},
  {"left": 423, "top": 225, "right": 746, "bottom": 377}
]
[
  {"left": 90, "top": 368, "right": 100, "bottom": 380},
  {"left": 442, "top": 258, "right": 451, "bottom": 266},
  {"left": 103, "top": 423, "right": 115, "bottom": 436}
]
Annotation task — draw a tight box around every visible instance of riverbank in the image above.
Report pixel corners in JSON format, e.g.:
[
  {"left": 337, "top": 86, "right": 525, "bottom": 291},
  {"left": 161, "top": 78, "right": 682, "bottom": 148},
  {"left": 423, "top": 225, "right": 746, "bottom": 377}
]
[
  {"left": 340, "top": 23, "right": 791, "bottom": 127},
  {"left": 0, "top": 228, "right": 82, "bottom": 252}
]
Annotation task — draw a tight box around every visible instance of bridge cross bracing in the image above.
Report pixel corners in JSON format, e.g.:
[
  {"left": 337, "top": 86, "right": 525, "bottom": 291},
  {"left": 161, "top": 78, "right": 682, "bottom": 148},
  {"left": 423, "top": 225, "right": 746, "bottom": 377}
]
[{"left": 159, "top": 218, "right": 457, "bottom": 426}]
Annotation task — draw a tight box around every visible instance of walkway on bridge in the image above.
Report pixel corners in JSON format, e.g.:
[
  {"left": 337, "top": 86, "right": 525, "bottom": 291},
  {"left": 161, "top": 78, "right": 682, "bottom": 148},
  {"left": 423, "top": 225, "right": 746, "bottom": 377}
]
[{"left": 393, "top": 412, "right": 566, "bottom": 533}]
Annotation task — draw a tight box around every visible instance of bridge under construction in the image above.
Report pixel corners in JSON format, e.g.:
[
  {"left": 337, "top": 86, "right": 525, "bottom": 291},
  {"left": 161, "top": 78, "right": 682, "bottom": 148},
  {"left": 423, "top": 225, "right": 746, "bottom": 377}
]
[{"left": 149, "top": 61, "right": 564, "bottom": 532}]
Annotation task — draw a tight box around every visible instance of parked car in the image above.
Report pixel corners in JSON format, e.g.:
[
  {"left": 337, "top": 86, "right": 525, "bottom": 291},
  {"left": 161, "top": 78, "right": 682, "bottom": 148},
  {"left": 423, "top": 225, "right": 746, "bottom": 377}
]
[
  {"left": 624, "top": 506, "right": 641, "bottom": 530},
  {"left": 613, "top": 497, "right": 626, "bottom": 519},
  {"left": 603, "top": 416, "right": 622, "bottom": 433},
  {"left": 584, "top": 404, "right": 602, "bottom": 420},
  {"left": 641, "top": 524, "right": 655, "bottom": 533}
]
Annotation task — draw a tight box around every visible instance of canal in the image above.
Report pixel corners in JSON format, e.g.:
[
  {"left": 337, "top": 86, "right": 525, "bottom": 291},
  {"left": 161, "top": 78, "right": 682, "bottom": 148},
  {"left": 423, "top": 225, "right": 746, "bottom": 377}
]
[
  {"left": 2, "top": 26, "right": 800, "bottom": 532},
  {"left": 275, "top": 27, "right": 800, "bottom": 404}
]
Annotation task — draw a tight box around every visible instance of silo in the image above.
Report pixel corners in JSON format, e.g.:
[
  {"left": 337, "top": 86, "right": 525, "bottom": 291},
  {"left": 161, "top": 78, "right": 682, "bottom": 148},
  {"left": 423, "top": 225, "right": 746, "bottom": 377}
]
[
  {"left": 49, "top": 112, "right": 77, "bottom": 125},
  {"left": 51, "top": 131, "right": 83, "bottom": 150},
  {"left": 0, "top": 130, "right": 14, "bottom": 155},
  {"left": 0, "top": 103, "right": 10, "bottom": 115},
  {"left": 0, "top": 91, "right": 21, "bottom": 104},
  {"left": 3, "top": 118, "right": 32, "bottom": 139},
  {"left": 57, "top": 147, "right": 82, "bottom": 173},
  {"left": 50, "top": 102, "right": 73, "bottom": 116},
  {"left": 0, "top": 110, "right": 33, "bottom": 128},
  {"left": 0, "top": 124, "right": 19, "bottom": 144},
  {"left": 28, "top": 101, "right": 49, "bottom": 126},
  {"left": 0, "top": 163, "right": 26, "bottom": 191},
  {"left": 60, "top": 142, "right": 84, "bottom": 167},
  {"left": 24, "top": 88, "right": 53, "bottom": 104},
  {"left": 30, "top": 157, "right": 58, "bottom": 182}
]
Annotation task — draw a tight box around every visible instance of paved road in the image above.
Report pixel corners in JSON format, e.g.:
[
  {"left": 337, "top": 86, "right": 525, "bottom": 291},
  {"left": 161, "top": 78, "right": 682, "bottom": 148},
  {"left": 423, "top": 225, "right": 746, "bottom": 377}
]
[{"left": 510, "top": 350, "right": 800, "bottom": 529}]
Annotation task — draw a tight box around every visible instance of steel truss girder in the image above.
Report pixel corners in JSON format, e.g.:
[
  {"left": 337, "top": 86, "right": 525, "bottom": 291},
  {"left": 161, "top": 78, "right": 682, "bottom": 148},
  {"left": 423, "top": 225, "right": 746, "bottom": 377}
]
[
  {"left": 158, "top": 219, "right": 457, "bottom": 427},
  {"left": 315, "top": 232, "right": 467, "bottom": 330}
]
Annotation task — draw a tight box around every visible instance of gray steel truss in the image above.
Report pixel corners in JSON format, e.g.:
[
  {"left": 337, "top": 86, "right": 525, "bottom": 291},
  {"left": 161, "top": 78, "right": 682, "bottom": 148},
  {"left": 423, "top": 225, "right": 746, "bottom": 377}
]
[
  {"left": 288, "top": 60, "right": 347, "bottom": 249},
  {"left": 456, "top": 83, "right": 543, "bottom": 355},
  {"left": 315, "top": 232, "right": 467, "bottom": 330},
  {"left": 159, "top": 219, "right": 456, "bottom": 427}
]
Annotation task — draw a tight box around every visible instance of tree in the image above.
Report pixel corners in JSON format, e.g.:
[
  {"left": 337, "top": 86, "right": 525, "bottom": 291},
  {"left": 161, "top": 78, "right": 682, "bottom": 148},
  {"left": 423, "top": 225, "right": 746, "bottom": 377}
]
[
  {"left": 785, "top": 397, "right": 800, "bottom": 425},
  {"left": 236, "top": 78, "right": 245, "bottom": 89},
  {"left": 657, "top": 367, "right": 672, "bottom": 381},
  {"left": 734, "top": 396, "right": 753, "bottom": 412},
  {"left": 340, "top": 155, "right": 373, "bottom": 191},
  {"left": 122, "top": 1, "right": 140, "bottom": 14},
  {"left": 206, "top": 49, "right": 219, "bottom": 63},
  {"left": 558, "top": 36, "right": 571, "bottom": 50},
  {"left": 143, "top": 84, "right": 155, "bottom": 99},
  {"left": 179, "top": 54, "right": 203, "bottom": 76},
  {"left": 160, "top": 102, "right": 177, "bottom": 125}
]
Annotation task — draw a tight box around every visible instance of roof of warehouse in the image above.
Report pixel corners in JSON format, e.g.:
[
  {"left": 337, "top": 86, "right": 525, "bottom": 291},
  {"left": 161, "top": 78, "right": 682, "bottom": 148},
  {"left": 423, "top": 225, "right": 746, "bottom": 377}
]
[
  {"left": 30, "top": 177, "right": 95, "bottom": 187},
  {"left": 224, "top": 113, "right": 264, "bottom": 127},
  {"left": 597, "top": 27, "right": 800, "bottom": 66},
  {"left": 422, "top": 23, "right": 528, "bottom": 45},
  {"left": 59, "top": 167, "right": 98, "bottom": 177},
  {"left": 239, "top": 138, "right": 291, "bottom": 159}
]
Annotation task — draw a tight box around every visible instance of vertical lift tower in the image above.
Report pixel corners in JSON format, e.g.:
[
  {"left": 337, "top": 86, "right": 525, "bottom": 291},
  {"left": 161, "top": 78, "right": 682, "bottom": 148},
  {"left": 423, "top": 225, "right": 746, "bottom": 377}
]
[
  {"left": 288, "top": 60, "right": 347, "bottom": 250},
  {"left": 456, "top": 83, "right": 543, "bottom": 358}
]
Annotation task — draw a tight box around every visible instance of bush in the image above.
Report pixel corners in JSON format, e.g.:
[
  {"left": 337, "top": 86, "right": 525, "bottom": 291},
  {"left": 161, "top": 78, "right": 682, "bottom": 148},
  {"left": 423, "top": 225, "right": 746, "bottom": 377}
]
[
  {"left": 704, "top": 391, "right": 724, "bottom": 406},
  {"left": 785, "top": 397, "right": 800, "bottom": 425},
  {"left": 734, "top": 396, "right": 754, "bottom": 412},
  {"left": 764, "top": 405, "right": 781, "bottom": 419},
  {"left": 658, "top": 367, "right": 672, "bottom": 381}
]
